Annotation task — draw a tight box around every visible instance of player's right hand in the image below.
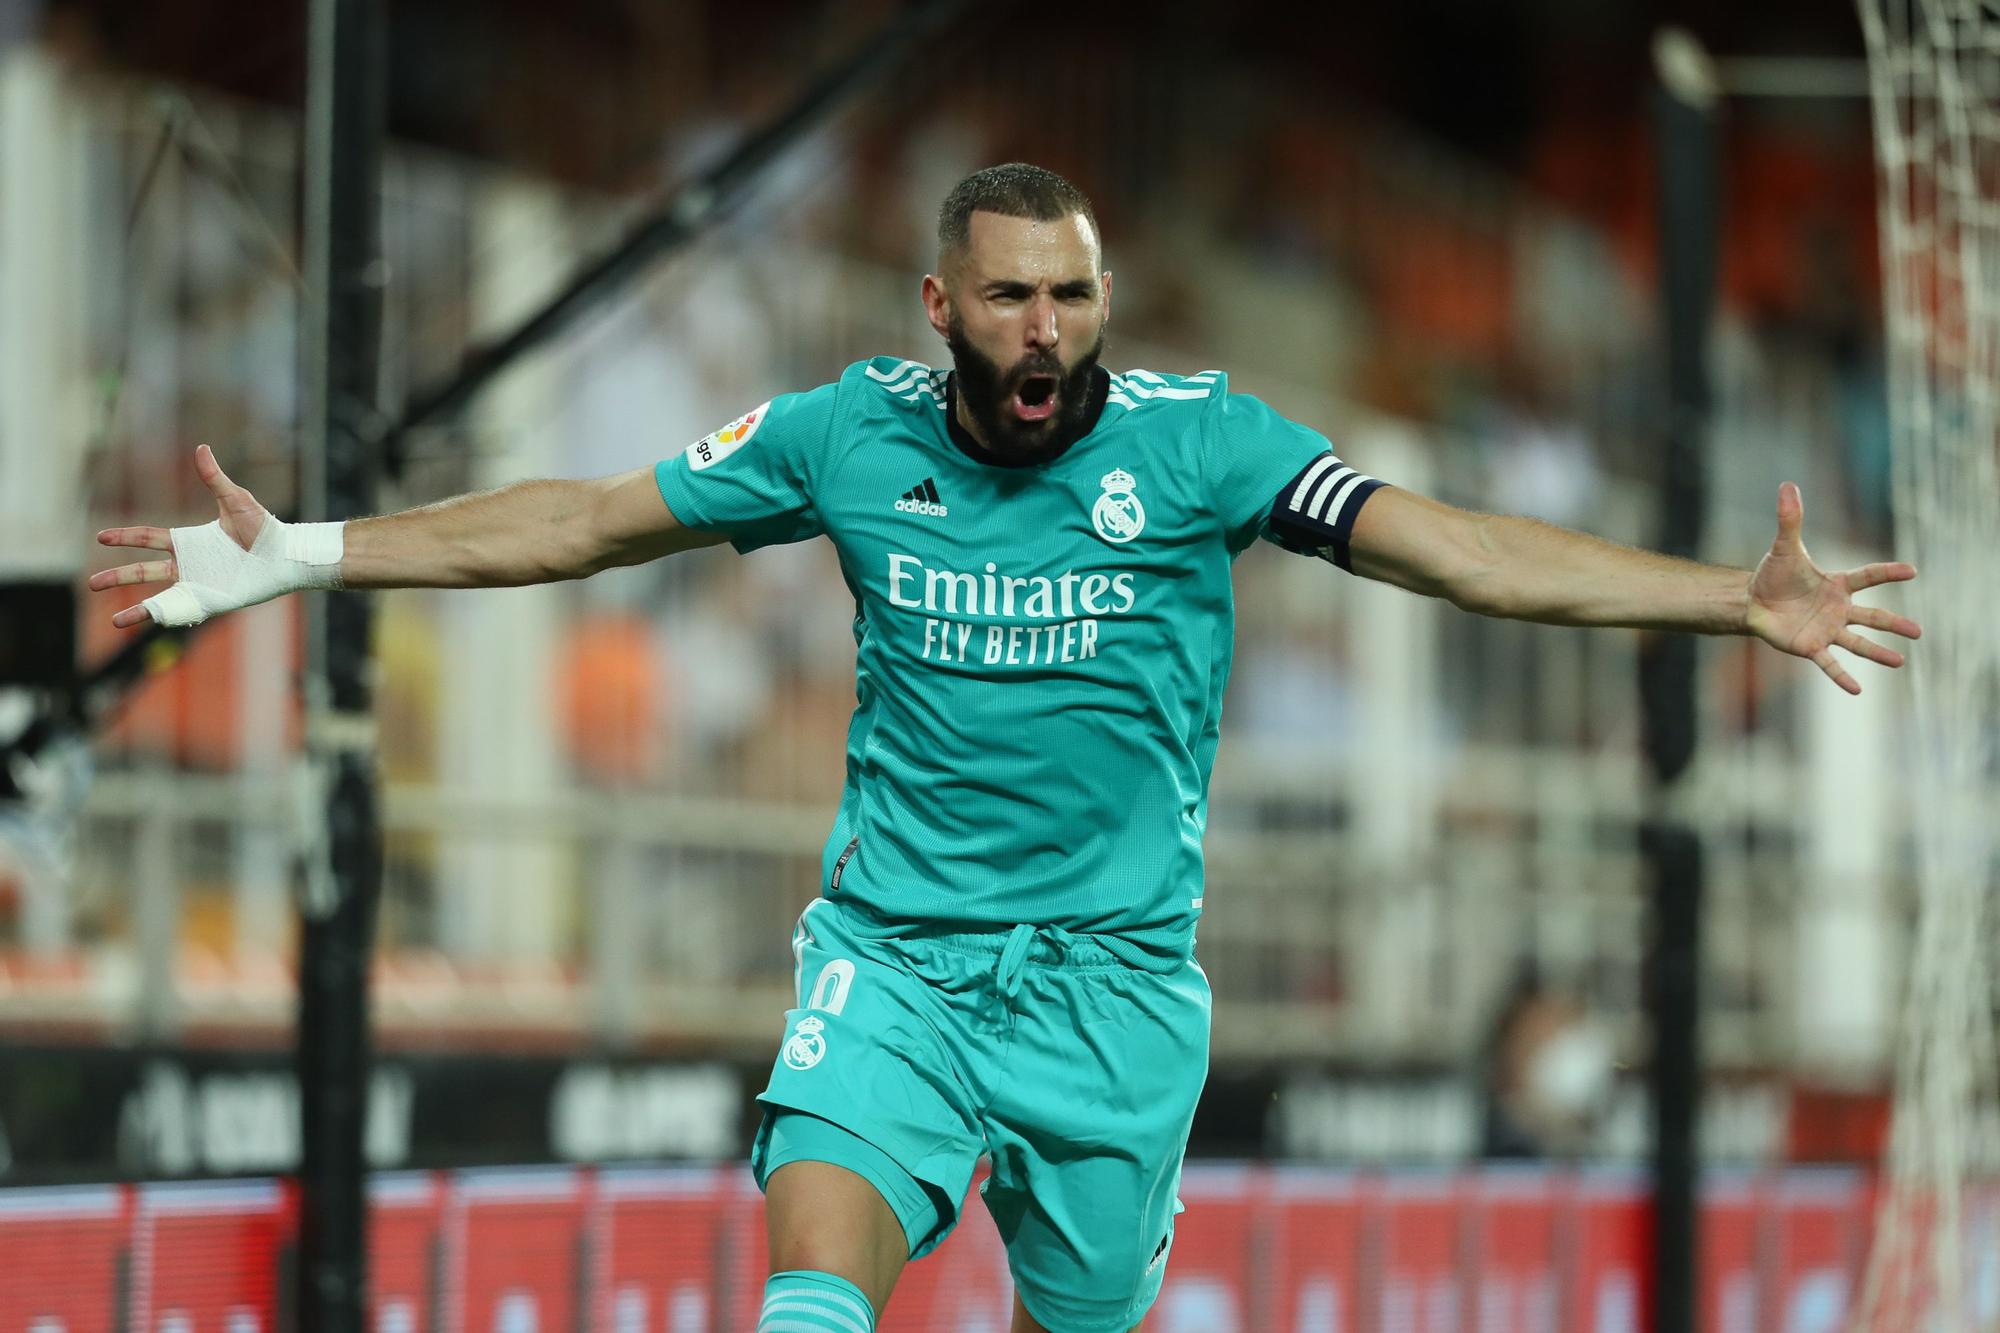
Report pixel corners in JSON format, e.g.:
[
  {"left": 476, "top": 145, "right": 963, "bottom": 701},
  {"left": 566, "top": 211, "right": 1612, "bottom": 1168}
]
[{"left": 90, "top": 444, "right": 276, "bottom": 629}]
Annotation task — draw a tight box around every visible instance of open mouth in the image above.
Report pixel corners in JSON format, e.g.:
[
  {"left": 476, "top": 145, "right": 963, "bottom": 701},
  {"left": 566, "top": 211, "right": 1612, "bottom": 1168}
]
[{"left": 1011, "top": 374, "right": 1058, "bottom": 422}]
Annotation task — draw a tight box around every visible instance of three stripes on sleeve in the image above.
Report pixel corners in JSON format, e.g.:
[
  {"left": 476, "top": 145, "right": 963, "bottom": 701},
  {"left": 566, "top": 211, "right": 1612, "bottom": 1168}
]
[{"left": 1265, "top": 450, "right": 1386, "bottom": 572}]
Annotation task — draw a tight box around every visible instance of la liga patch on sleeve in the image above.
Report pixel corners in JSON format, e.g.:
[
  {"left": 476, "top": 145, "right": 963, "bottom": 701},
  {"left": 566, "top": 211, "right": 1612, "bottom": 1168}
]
[{"left": 687, "top": 401, "right": 770, "bottom": 471}]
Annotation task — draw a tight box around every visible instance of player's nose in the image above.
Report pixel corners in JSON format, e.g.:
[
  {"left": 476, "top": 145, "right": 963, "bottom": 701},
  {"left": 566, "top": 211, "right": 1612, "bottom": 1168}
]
[{"left": 1023, "top": 294, "right": 1058, "bottom": 350}]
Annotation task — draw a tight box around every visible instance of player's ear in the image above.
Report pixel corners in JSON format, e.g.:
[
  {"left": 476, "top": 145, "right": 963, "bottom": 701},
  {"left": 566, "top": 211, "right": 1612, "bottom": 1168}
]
[
  {"left": 921, "top": 273, "right": 952, "bottom": 341},
  {"left": 1101, "top": 270, "right": 1112, "bottom": 321}
]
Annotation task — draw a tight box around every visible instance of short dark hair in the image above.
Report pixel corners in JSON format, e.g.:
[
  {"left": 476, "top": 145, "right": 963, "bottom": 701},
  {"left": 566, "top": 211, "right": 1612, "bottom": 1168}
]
[{"left": 937, "top": 163, "right": 1099, "bottom": 261}]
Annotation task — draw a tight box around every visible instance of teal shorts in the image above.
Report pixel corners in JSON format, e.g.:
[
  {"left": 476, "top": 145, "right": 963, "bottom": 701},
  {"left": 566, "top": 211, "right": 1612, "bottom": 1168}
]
[{"left": 750, "top": 899, "right": 1211, "bottom": 1333}]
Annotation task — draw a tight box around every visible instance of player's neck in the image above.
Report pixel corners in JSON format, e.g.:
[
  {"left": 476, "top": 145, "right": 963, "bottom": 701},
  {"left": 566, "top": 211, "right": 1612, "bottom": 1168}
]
[{"left": 950, "top": 392, "right": 998, "bottom": 457}]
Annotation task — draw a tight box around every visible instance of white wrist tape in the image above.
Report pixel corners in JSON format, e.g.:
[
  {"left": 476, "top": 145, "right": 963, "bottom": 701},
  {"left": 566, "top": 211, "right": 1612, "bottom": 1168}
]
[{"left": 142, "top": 517, "right": 346, "bottom": 628}]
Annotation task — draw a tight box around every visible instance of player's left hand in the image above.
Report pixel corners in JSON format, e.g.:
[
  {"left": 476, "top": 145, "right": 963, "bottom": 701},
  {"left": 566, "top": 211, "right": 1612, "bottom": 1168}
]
[{"left": 1744, "top": 482, "right": 1921, "bottom": 694}]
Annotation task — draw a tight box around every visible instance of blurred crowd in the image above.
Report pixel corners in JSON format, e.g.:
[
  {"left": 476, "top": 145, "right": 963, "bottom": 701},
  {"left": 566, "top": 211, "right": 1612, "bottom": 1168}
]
[
  {"left": 67, "top": 34, "right": 1893, "bottom": 782},
  {"left": 0, "top": 1, "right": 1906, "bottom": 1078}
]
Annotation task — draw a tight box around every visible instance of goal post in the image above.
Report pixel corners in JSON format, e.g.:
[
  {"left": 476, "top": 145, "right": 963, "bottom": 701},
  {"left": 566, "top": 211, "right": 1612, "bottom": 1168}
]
[{"left": 1854, "top": 3, "right": 2000, "bottom": 1328}]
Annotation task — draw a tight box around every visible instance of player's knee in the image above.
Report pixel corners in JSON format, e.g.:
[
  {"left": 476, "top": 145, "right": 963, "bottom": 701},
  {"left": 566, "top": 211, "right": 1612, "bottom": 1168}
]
[
  {"left": 765, "top": 1161, "right": 906, "bottom": 1305},
  {"left": 766, "top": 1226, "right": 872, "bottom": 1286}
]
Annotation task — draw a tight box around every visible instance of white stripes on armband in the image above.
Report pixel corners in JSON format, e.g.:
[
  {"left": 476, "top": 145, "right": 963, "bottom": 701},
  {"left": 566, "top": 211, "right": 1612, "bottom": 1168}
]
[{"left": 1265, "top": 452, "right": 1386, "bottom": 571}]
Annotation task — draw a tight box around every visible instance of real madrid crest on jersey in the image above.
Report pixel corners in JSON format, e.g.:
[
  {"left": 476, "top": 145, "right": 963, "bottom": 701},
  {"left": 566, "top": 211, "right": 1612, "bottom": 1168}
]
[
  {"left": 783, "top": 1014, "right": 827, "bottom": 1070},
  {"left": 1092, "top": 467, "right": 1145, "bottom": 544}
]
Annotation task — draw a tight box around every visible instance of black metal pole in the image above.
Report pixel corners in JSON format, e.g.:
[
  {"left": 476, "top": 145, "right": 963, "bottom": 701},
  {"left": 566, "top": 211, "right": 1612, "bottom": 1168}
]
[
  {"left": 1647, "top": 44, "right": 1720, "bottom": 1333},
  {"left": 378, "top": 0, "right": 971, "bottom": 478},
  {"left": 0, "top": 0, "right": 982, "bottom": 755},
  {"left": 296, "top": 0, "right": 385, "bottom": 1327}
]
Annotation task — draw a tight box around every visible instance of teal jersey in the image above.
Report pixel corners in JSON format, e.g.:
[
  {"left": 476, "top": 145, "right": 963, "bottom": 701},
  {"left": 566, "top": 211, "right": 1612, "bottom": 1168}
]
[{"left": 655, "top": 358, "right": 1386, "bottom": 967}]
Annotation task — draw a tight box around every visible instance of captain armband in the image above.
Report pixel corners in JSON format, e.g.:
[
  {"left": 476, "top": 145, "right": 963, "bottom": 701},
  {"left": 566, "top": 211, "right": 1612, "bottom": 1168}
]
[{"left": 1264, "top": 452, "right": 1387, "bottom": 572}]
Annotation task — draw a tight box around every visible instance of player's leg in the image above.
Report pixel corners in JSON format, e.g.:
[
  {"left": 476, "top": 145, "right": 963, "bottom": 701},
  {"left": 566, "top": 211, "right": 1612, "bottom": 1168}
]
[
  {"left": 752, "top": 902, "right": 989, "bottom": 1330},
  {"left": 981, "top": 948, "right": 1211, "bottom": 1333},
  {"left": 759, "top": 1107, "right": 954, "bottom": 1328},
  {"left": 985, "top": 1120, "right": 1189, "bottom": 1333},
  {"left": 763, "top": 1159, "right": 906, "bottom": 1326}
]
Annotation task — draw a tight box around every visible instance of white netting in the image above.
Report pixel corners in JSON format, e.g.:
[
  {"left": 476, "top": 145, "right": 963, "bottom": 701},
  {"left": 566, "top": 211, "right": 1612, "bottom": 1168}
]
[{"left": 1856, "top": 3, "right": 2000, "bottom": 1329}]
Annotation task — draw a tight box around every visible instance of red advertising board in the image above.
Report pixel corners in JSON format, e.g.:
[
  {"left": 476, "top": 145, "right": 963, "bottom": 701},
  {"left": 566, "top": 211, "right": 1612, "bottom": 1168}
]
[
  {"left": 0, "top": 1163, "right": 1909, "bottom": 1332},
  {"left": 1264, "top": 1169, "right": 1365, "bottom": 1333},
  {"left": 594, "top": 1166, "right": 744, "bottom": 1333},
  {"left": 0, "top": 1186, "right": 128, "bottom": 1333},
  {"left": 1152, "top": 1165, "right": 1261, "bottom": 1332},
  {"left": 1564, "top": 1172, "right": 1650, "bottom": 1333},
  {"left": 134, "top": 1180, "right": 292, "bottom": 1333},
  {"left": 1375, "top": 1173, "right": 1464, "bottom": 1333},
  {"left": 369, "top": 1173, "right": 443, "bottom": 1333},
  {"left": 445, "top": 1168, "right": 587, "bottom": 1333},
  {"left": 1767, "top": 1171, "right": 1867, "bottom": 1333},
  {"left": 1700, "top": 1174, "right": 1764, "bottom": 1333},
  {"left": 1468, "top": 1168, "right": 1562, "bottom": 1333},
  {"left": 708, "top": 1175, "right": 769, "bottom": 1331}
]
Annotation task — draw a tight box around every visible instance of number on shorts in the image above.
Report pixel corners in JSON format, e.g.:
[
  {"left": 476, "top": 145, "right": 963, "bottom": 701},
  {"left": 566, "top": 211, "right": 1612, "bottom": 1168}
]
[{"left": 805, "top": 958, "right": 856, "bottom": 1016}]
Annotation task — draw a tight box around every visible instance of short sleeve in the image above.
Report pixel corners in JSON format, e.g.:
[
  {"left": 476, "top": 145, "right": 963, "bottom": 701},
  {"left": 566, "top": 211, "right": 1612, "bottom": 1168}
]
[
  {"left": 654, "top": 380, "right": 842, "bottom": 553},
  {"left": 1205, "top": 385, "right": 1388, "bottom": 569}
]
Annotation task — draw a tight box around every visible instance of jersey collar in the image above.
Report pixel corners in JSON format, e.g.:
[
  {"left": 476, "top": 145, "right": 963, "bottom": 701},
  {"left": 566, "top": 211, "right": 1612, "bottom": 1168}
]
[{"left": 942, "top": 366, "right": 1111, "bottom": 469}]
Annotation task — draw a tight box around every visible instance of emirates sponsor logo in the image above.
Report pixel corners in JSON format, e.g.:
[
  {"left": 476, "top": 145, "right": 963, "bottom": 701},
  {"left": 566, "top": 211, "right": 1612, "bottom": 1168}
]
[
  {"left": 885, "top": 554, "right": 1137, "bottom": 620},
  {"left": 884, "top": 553, "right": 1139, "bottom": 667}
]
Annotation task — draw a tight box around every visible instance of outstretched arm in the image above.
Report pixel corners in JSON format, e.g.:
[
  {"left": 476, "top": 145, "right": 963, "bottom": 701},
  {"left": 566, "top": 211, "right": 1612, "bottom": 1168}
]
[
  {"left": 1346, "top": 481, "right": 1921, "bottom": 694},
  {"left": 92, "top": 444, "right": 724, "bottom": 627}
]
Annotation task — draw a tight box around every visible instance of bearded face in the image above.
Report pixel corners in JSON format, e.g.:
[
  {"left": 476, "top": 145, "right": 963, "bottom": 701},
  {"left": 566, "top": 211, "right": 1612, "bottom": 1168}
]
[{"left": 923, "top": 210, "right": 1112, "bottom": 464}]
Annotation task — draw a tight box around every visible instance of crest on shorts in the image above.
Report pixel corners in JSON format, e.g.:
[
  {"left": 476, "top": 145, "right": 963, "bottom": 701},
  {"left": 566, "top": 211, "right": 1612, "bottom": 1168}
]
[
  {"left": 1092, "top": 467, "right": 1145, "bottom": 544},
  {"left": 783, "top": 1015, "right": 827, "bottom": 1070}
]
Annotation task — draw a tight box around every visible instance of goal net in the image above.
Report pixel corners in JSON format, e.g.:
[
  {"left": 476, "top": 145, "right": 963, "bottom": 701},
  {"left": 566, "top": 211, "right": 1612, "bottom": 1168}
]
[{"left": 1855, "top": 2, "right": 2000, "bottom": 1328}]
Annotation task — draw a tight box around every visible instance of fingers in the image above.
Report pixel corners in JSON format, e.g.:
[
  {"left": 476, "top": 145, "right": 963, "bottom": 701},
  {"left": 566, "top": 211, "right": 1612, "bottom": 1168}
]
[
  {"left": 86, "top": 559, "right": 177, "bottom": 592},
  {"left": 93, "top": 528, "right": 175, "bottom": 629},
  {"left": 1836, "top": 628, "right": 1905, "bottom": 670},
  {"left": 193, "top": 443, "right": 242, "bottom": 503},
  {"left": 1846, "top": 561, "right": 1918, "bottom": 592},
  {"left": 1851, "top": 603, "right": 1923, "bottom": 641},
  {"left": 96, "top": 526, "right": 172, "bottom": 551},
  {"left": 1775, "top": 481, "right": 1804, "bottom": 547},
  {"left": 1812, "top": 648, "right": 1862, "bottom": 695}
]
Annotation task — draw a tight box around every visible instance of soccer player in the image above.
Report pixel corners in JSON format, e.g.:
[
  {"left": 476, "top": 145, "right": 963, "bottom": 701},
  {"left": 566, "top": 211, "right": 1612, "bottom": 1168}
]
[{"left": 93, "top": 163, "right": 1921, "bottom": 1332}]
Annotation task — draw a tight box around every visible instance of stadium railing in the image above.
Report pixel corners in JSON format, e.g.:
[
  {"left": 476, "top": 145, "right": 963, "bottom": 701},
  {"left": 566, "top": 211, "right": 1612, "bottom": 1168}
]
[{"left": 0, "top": 55, "right": 1924, "bottom": 1087}]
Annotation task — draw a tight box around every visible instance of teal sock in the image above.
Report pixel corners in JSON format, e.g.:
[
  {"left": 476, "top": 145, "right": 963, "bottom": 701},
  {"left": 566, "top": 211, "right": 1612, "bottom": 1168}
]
[{"left": 757, "top": 1270, "right": 877, "bottom": 1332}]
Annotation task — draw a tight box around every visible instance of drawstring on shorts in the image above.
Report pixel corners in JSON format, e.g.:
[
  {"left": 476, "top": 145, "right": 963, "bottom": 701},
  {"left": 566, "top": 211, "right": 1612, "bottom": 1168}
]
[{"left": 992, "top": 922, "right": 1079, "bottom": 1000}]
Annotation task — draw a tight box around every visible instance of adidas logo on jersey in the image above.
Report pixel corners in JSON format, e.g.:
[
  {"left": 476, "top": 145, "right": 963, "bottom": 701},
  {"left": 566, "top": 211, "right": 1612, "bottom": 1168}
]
[{"left": 894, "top": 477, "right": 949, "bottom": 517}]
